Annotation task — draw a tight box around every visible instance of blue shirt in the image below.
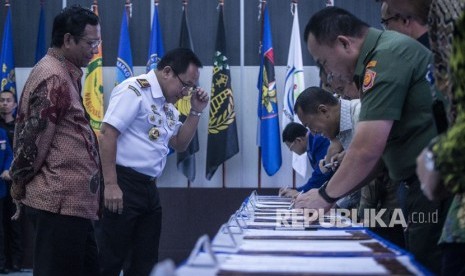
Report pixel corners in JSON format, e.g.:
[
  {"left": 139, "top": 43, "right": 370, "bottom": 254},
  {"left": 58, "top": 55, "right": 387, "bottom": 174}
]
[
  {"left": 0, "top": 128, "right": 13, "bottom": 198},
  {"left": 296, "top": 134, "right": 333, "bottom": 192}
]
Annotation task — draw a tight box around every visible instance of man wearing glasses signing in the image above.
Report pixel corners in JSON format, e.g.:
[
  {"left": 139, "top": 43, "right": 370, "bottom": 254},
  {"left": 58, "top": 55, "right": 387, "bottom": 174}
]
[{"left": 97, "top": 48, "right": 209, "bottom": 276}]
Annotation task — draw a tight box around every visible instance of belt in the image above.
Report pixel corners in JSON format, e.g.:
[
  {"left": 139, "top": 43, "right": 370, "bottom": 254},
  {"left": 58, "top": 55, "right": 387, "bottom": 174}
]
[
  {"left": 399, "top": 174, "right": 418, "bottom": 188},
  {"left": 116, "top": 165, "right": 157, "bottom": 185}
]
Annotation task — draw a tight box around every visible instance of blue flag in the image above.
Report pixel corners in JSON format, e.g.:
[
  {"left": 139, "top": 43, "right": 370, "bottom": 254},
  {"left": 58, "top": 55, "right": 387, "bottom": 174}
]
[
  {"left": 115, "top": 8, "right": 133, "bottom": 85},
  {"left": 0, "top": 7, "right": 16, "bottom": 99},
  {"left": 35, "top": 3, "right": 46, "bottom": 63},
  {"left": 257, "top": 5, "right": 281, "bottom": 176},
  {"left": 146, "top": 2, "right": 164, "bottom": 72}
]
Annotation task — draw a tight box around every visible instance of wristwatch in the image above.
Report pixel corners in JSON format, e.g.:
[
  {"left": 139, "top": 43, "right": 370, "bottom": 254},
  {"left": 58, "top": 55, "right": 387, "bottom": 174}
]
[
  {"left": 189, "top": 110, "right": 202, "bottom": 117},
  {"left": 318, "top": 181, "right": 340, "bottom": 204},
  {"left": 424, "top": 149, "right": 436, "bottom": 172}
]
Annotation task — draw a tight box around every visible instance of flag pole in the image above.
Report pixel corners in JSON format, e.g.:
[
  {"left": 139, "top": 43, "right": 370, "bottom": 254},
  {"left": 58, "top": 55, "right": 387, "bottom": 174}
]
[
  {"left": 182, "top": 0, "right": 191, "bottom": 188},
  {"left": 218, "top": 0, "right": 227, "bottom": 189},
  {"left": 291, "top": 0, "right": 297, "bottom": 189},
  {"left": 257, "top": 0, "right": 266, "bottom": 189}
]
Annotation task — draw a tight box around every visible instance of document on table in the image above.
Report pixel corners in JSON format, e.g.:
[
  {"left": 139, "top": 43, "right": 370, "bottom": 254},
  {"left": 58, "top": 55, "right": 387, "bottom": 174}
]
[
  {"left": 238, "top": 239, "right": 376, "bottom": 254},
  {"left": 217, "top": 255, "right": 417, "bottom": 275},
  {"left": 243, "top": 229, "right": 371, "bottom": 240}
]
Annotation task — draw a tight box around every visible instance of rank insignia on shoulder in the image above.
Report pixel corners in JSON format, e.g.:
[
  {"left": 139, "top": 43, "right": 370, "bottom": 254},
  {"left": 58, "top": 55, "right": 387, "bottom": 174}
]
[
  {"left": 366, "top": 60, "right": 377, "bottom": 68},
  {"left": 128, "top": 85, "right": 141, "bottom": 96},
  {"left": 136, "top": 78, "right": 151, "bottom": 88},
  {"left": 362, "top": 69, "right": 376, "bottom": 93}
]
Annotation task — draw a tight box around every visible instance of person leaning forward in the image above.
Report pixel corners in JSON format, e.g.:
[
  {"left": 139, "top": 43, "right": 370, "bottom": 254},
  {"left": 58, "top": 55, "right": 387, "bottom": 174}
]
[
  {"left": 96, "top": 48, "right": 209, "bottom": 276},
  {"left": 294, "top": 7, "right": 450, "bottom": 274},
  {"left": 9, "top": 5, "right": 102, "bottom": 276}
]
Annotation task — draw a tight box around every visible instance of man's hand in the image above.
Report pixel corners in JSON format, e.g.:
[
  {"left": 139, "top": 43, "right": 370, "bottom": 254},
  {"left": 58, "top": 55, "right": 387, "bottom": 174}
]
[
  {"left": 416, "top": 148, "right": 447, "bottom": 201},
  {"left": 190, "top": 88, "right": 209, "bottom": 113},
  {"left": 104, "top": 184, "right": 123, "bottom": 214},
  {"left": 294, "top": 188, "right": 333, "bottom": 213},
  {"left": 11, "top": 200, "right": 22, "bottom": 220},
  {"left": 279, "top": 187, "right": 299, "bottom": 197},
  {"left": 1, "top": 170, "right": 11, "bottom": 181}
]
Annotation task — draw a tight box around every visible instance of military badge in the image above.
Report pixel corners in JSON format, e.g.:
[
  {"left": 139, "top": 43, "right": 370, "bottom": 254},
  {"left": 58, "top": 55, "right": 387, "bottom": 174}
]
[
  {"left": 148, "top": 127, "right": 160, "bottom": 141},
  {"left": 151, "top": 104, "right": 157, "bottom": 113},
  {"left": 148, "top": 113, "right": 162, "bottom": 126},
  {"left": 136, "top": 78, "right": 151, "bottom": 88},
  {"left": 362, "top": 69, "right": 376, "bottom": 93},
  {"left": 366, "top": 60, "right": 377, "bottom": 68},
  {"left": 164, "top": 104, "right": 176, "bottom": 129}
]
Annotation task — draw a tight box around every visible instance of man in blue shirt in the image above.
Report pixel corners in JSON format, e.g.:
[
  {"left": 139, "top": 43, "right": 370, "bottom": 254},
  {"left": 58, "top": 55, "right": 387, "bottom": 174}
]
[
  {"left": 0, "top": 128, "right": 13, "bottom": 274},
  {"left": 280, "top": 122, "right": 333, "bottom": 197}
]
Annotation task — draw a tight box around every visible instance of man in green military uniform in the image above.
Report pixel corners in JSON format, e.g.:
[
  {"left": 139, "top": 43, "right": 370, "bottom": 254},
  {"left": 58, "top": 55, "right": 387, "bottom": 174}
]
[{"left": 294, "top": 7, "right": 450, "bottom": 274}]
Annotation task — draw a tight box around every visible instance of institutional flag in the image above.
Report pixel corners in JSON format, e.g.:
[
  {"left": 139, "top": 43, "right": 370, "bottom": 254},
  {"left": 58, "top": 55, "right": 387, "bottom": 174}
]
[
  {"left": 283, "top": 2, "right": 307, "bottom": 177},
  {"left": 35, "top": 2, "right": 46, "bottom": 63},
  {"left": 175, "top": 4, "right": 199, "bottom": 182},
  {"left": 115, "top": 7, "right": 133, "bottom": 85},
  {"left": 206, "top": 4, "right": 239, "bottom": 180},
  {"left": 83, "top": 3, "right": 104, "bottom": 134},
  {"left": 257, "top": 4, "right": 281, "bottom": 176},
  {"left": 0, "top": 6, "right": 16, "bottom": 99},
  {"left": 146, "top": 1, "right": 164, "bottom": 72}
]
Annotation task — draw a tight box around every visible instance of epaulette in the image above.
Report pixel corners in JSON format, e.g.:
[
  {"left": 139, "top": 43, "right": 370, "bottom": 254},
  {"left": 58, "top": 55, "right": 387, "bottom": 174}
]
[
  {"left": 136, "top": 78, "right": 151, "bottom": 88},
  {"left": 128, "top": 85, "right": 141, "bottom": 96}
]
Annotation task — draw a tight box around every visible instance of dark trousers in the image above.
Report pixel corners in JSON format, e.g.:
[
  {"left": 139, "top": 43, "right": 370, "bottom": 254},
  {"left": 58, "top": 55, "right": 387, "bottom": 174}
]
[
  {"left": 25, "top": 206, "right": 99, "bottom": 276},
  {"left": 96, "top": 165, "right": 162, "bottom": 276},
  {"left": 441, "top": 243, "right": 465, "bottom": 276},
  {"left": 2, "top": 182, "right": 23, "bottom": 269},
  {"left": 0, "top": 198, "right": 5, "bottom": 269},
  {"left": 399, "top": 178, "right": 451, "bottom": 275}
]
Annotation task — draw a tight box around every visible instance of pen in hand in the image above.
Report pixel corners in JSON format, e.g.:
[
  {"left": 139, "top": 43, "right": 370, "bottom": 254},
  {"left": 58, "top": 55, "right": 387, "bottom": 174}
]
[{"left": 288, "top": 190, "right": 303, "bottom": 209}]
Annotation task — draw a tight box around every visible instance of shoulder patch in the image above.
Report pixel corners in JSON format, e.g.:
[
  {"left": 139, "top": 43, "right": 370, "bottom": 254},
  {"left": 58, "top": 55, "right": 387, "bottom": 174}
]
[
  {"left": 366, "top": 60, "right": 377, "bottom": 68},
  {"left": 362, "top": 69, "right": 376, "bottom": 93},
  {"left": 136, "top": 78, "right": 151, "bottom": 88},
  {"left": 128, "top": 85, "right": 141, "bottom": 96}
]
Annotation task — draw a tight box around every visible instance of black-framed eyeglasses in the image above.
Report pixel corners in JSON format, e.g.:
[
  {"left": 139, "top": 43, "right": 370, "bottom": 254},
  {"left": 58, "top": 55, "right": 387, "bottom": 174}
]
[
  {"left": 174, "top": 73, "right": 197, "bottom": 96},
  {"left": 380, "top": 15, "right": 399, "bottom": 29}
]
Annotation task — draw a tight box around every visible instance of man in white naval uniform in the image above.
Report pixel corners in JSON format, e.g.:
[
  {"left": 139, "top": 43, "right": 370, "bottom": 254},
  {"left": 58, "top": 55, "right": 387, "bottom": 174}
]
[{"left": 96, "top": 48, "right": 209, "bottom": 276}]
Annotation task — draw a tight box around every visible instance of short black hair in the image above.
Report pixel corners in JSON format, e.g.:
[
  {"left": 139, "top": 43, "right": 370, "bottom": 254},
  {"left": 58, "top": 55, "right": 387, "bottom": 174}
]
[
  {"left": 282, "top": 122, "right": 307, "bottom": 143},
  {"left": 51, "top": 5, "right": 99, "bottom": 47},
  {"left": 0, "top": 90, "right": 16, "bottom": 102},
  {"left": 157, "top": 48, "right": 203, "bottom": 74},
  {"left": 294, "top": 86, "right": 339, "bottom": 115},
  {"left": 303, "top": 7, "right": 369, "bottom": 45}
]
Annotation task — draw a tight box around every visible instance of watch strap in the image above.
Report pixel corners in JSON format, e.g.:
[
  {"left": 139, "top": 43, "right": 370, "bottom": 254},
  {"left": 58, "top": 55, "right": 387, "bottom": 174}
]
[{"left": 318, "top": 181, "right": 340, "bottom": 204}]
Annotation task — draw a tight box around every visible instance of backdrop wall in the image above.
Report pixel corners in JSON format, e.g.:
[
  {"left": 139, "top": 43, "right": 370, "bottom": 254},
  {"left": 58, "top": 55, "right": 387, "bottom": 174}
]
[{"left": 3, "top": 0, "right": 382, "bottom": 188}]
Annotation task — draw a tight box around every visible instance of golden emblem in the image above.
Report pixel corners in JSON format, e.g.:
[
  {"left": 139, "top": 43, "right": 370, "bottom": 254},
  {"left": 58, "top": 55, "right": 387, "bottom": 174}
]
[{"left": 148, "top": 127, "right": 160, "bottom": 141}]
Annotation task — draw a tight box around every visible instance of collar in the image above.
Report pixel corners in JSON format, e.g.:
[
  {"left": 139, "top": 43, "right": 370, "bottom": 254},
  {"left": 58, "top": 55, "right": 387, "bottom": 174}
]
[
  {"left": 353, "top": 28, "right": 383, "bottom": 88},
  {"left": 146, "top": 69, "right": 165, "bottom": 100},
  {"left": 47, "top": 48, "right": 83, "bottom": 83}
]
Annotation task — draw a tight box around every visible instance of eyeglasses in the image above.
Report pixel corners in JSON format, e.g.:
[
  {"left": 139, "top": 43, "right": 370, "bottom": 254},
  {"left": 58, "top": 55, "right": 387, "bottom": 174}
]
[
  {"left": 80, "top": 37, "right": 101, "bottom": 49},
  {"left": 175, "top": 74, "right": 198, "bottom": 96},
  {"left": 380, "top": 15, "right": 399, "bottom": 29}
]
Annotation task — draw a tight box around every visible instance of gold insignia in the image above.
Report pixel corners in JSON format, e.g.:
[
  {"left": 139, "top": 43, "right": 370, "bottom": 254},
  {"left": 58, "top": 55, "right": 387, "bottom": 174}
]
[
  {"left": 128, "top": 85, "right": 141, "bottom": 96},
  {"left": 208, "top": 88, "right": 236, "bottom": 134},
  {"left": 366, "top": 60, "right": 377, "bottom": 68},
  {"left": 362, "top": 69, "right": 376, "bottom": 93},
  {"left": 136, "top": 78, "right": 151, "bottom": 88},
  {"left": 148, "top": 127, "right": 160, "bottom": 141}
]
